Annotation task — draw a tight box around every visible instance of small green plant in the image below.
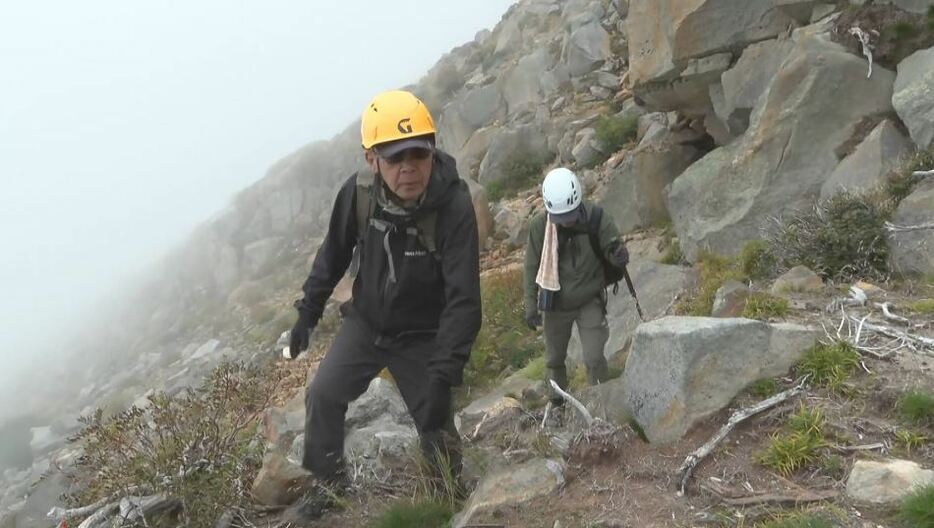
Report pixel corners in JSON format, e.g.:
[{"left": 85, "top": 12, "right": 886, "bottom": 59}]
[
  {"left": 892, "top": 21, "right": 918, "bottom": 41},
  {"left": 898, "top": 484, "right": 934, "bottom": 528},
  {"left": 594, "top": 114, "right": 638, "bottom": 155},
  {"left": 742, "top": 292, "right": 790, "bottom": 320},
  {"left": 369, "top": 500, "right": 453, "bottom": 528},
  {"left": 895, "top": 429, "right": 929, "bottom": 454},
  {"left": 520, "top": 357, "right": 547, "bottom": 380},
  {"left": 675, "top": 252, "right": 746, "bottom": 316},
  {"left": 660, "top": 239, "right": 683, "bottom": 265},
  {"left": 749, "top": 378, "right": 779, "bottom": 398},
  {"left": 897, "top": 390, "right": 934, "bottom": 427},
  {"left": 485, "top": 153, "right": 550, "bottom": 202},
  {"left": 758, "top": 405, "right": 827, "bottom": 476},
  {"left": 627, "top": 416, "right": 649, "bottom": 443},
  {"left": 820, "top": 454, "right": 846, "bottom": 480},
  {"left": 569, "top": 364, "right": 588, "bottom": 391},
  {"left": 412, "top": 443, "right": 465, "bottom": 511},
  {"left": 756, "top": 511, "right": 838, "bottom": 528},
  {"left": 463, "top": 268, "right": 540, "bottom": 398},
  {"left": 797, "top": 341, "right": 860, "bottom": 393},
  {"left": 910, "top": 299, "right": 934, "bottom": 315},
  {"left": 740, "top": 240, "right": 776, "bottom": 280}
]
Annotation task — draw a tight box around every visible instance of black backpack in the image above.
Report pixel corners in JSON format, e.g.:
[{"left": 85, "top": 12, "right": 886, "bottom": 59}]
[{"left": 586, "top": 205, "right": 625, "bottom": 293}]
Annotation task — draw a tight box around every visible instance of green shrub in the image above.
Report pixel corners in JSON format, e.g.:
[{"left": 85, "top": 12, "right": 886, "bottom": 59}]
[
  {"left": 520, "top": 357, "right": 547, "bottom": 380},
  {"left": 899, "top": 484, "right": 934, "bottom": 528},
  {"left": 895, "top": 429, "right": 929, "bottom": 454},
  {"left": 758, "top": 406, "right": 827, "bottom": 476},
  {"left": 820, "top": 454, "right": 846, "bottom": 480},
  {"left": 675, "top": 252, "right": 746, "bottom": 316},
  {"left": 797, "top": 342, "right": 861, "bottom": 393},
  {"left": 897, "top": 390, "right": 934, "bottom": 427},
  {"left": 485, "top": 154, "right": 550, "bottom": 203},
  {"left": 910, "top": 299, "right": 934, "bottom": 315},
  {"left": 742, "top": 292, "right": 790, "bottom": 320},
  {"left": 369, "top": 501, "right": 453, "bottom": 528},
  {"left": 756, "top": 512, "right": 838, "bottom": 528},
  {"left": 463, "top": 269, "right": 540, "bottom": 397},
  {"left": 65, "top": 363, "right": 279, "bottom": 526},
  {"left": 740, "top": 240, "right": 776, "bottom": 280},
  {"left": 766, "top": 192, "right": 890, "bottom": 281},
  {"left": 594, "top": 114, "right": 638, "bottom": 155},
  {"left": 749, "top": 378, "right": 779, "bottom": 398}
]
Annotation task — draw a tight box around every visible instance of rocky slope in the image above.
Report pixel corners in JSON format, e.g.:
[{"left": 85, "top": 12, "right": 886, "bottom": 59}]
[{"left": 3, "top": 0, "right": 934, "bottom": 526}]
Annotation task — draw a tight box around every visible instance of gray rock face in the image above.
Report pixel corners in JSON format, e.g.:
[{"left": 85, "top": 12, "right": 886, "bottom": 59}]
[
  {"left": 888, "top": 180, "right": 934, "bottom": 276},
  {"left": 821, "top": 120, "right": 914, "bottom": 200},
  {"left": 668, "top": 32, "right": 896, "bottom": 261},
  {"left": 718, "top": 38, "right": 796, "bottom": 136},
  {"left": 624, "top": 316, "right": 819, "bottom": 444},
  {"left": 504, "top": 49, "right": 558, "bottom": 114},
  {"left": 564, "top": 21, "right": 611, "bottom": 77},
  {"left": 600, "top": 132, "right": 702, "bottom": 233},
  {"left": 846, "top": 459, "right": 934, "bottom": 504},
  {"left": 711, "top": 280, "right": 750, "bottom": 317},
  {"left": 251, "top": 452, "right": 315, "bottom": 506},
  {"left": 344, "top": 416, "right": 419, "bottom": 472},
  {"left": 478, "top": 123, "right": 553, "bottom": 185},
  {"left": 242, "top": 237, "right": 283, "bottom": 277},
  {"left": 453, "top": 458, "right": 566, "bottom": 528},
  {"left": 771, "top": 265, "right": 824, "bottom": 294},
  {"left": 875, "top": 0, "right": 934, "bottom": 14},
  {"left": 439, "top": 84, "right": 506, "bottom": 153},
  {"left": 893, "top": 46, "right": 934, "bottom": 150},
  {"left": 627, "top": 0, "right": 801, "bottom": 112},
  {"left": 567, "top": 259, "right": 693, "bottom": 365},
  {"left": 456, "top": 370, "right": 541, "bottom": 435},
  {"left": 465, "top": 178, "right": 495, "bottom": 248},
  {"left": 571, "top": 128, "right": 604, "bottom": 168},
  {"left": 493, "top": 202, "right": 532, "bottom": 248}
]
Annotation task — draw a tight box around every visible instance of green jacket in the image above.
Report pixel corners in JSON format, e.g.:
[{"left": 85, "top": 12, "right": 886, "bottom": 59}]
[{"left": 523, "top": 201, "right": 622, "bottom": 312}]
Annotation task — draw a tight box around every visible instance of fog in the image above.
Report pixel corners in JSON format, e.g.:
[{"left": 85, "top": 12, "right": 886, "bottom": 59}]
[{"left": 0, "top": 1, "right": 514, "bottom": 417}]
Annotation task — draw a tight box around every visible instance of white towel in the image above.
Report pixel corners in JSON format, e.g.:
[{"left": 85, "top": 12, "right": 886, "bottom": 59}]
[{"left": 535, "top": 218, "right": 560, "bottom": 292}]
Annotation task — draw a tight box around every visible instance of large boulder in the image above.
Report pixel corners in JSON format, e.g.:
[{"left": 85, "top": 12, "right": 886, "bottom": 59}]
[
  {"left": 668, "top": 30, "right": 896, "bottom": 261},
  {"left": 563, "top": 20, "right": 611, "bottom": 77},
  {"left": 438, "top": 84, "right": 506, "bottom": 154},
  {"left": 820, "top": 120, "right": 914, "bottom": 200},
  {"left": 893, "top": 46, "right": 934, "bottom": 150},
  {"left": 465, "top": 178, "right": 494, "bottom": 248},
  {"left": 888, "top": 179, "right": 934, "bottom": 276},
  {"left": 251, "top": 452, "right": 315, "bottom": 506},
  {"left": 717, "top": 38, "right": 796, "bottom": 136},
  {"left": 846, "top": 459, "right": 934, "bottom": 504},
  {"left": 503, "top": 49, "right": 558, "bottom": 114},
  {"left": 567, "top": 259, "right": 693, "bottom": 365},
  {"left": 453, "top": 458, "right": 565, "bottom": 528},
  {"left": 627, "top": 0, "right": 804, "bottom": 112},
  {"left": 343, "top": 415, "right": 419, "bottom": 473},
  {"left": 478, "top": 123, "right": 553, "bottom": 185},
  {"left": 600, "top": 132, "right": 702, "bottom": 233},
  {"left": 624, "top": 316, "right": 819, "bottom": 444}
]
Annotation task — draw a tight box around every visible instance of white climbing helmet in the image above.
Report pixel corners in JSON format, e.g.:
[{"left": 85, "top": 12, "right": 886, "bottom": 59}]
[{"left": 541, "top": 167, "right": 582, "bottom": 215}]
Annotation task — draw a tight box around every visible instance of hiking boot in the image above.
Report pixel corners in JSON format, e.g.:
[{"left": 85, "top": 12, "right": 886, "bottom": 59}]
[{"left": 279, "top": 480, "right": 345, "bottom": 524}]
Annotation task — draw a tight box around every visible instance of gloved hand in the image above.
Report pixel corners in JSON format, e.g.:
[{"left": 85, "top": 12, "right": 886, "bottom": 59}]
[
  {"left": 609, "top": 241, "right": 629, "bottom": 268},
  {"left": 287, "top": 307, "right": 316, "bottom": 359},
  {"left": 525, "top": 307, "right": 542, "bottom": 330},
  {"left": 423, "top": 377, "right": 452, "bottom": 432}
]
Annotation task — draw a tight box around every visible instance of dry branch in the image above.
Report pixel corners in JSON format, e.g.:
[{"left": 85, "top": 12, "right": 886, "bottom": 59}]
[
  {"left": 549, "top": 380, "right": 594, "bottom": 427},
  {"left": 885, "top": 221, "right": 934, "bottom": 233},
  {"left": 676, "top": 377, "right": 808, "bottom": 496},
  {"left": 849, "top": 27, "right": 875, "bottom": 78},
  {"left": 914, "top": 169, "right": 934, "bottom": 178},
  {"left": 721, "top": 490, "right": 838, "bottom": 507}
]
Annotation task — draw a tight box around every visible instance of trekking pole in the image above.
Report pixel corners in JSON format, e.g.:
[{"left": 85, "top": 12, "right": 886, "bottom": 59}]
[{"left": 622, "top": 268, "right": 645, "bottom": 322}]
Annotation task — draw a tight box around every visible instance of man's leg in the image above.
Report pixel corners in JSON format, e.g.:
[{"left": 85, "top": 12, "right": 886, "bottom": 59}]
[
  {"left": 303, "top": 316, "right": 384, "bottom": 480},
  {"left": 386, "top": 339, "right": 462, "bottom": 479},
  {"left": 543, "top": 308, "right": 577, "bottom": 403},
  {"left": 577, "top": 296, "right": 610, "bottom": 385}
]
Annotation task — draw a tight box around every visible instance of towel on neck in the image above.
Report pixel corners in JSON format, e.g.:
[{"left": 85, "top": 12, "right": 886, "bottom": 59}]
[{"left": 535, "top": 217, "right": 560, "bottom": 292}]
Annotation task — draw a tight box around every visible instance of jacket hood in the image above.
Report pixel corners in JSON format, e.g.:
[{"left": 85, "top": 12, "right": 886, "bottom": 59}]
[{"left": 419, "top": 149, "right": 463, "bottom": 211}]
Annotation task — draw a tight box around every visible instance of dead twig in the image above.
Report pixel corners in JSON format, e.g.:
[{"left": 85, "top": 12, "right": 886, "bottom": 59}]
[
  {"left": 721, "top": 489, "right": 838, "bottom": 507},
  {"left": 884, "top": 220, "right": 934, "bottom": 233},
  {"left": 849, "top": 27, "right": 876, "bottom": 78},
  {"left": 832, "top": 442, "right": 885, "bottom": 452},
  {"left": 549, "top": 380, "right": 594, "bottom": 427},
  {"left": 676, "top": 377, "right": 809, "bottom": 496}
]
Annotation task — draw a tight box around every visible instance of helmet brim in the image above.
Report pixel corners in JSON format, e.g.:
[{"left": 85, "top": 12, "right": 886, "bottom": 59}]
[{"left": 374, "top": 137, "right": 435, "bottom": 158}]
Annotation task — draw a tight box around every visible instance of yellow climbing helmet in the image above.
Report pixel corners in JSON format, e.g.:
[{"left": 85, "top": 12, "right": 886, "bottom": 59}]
[{"left": 360, "top": 90, "right": 436, "bottom": 150}]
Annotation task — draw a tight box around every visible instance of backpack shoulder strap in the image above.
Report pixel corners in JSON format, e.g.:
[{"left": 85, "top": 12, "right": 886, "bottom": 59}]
[
  {"left": 586, "top": 205, "right": 604, "bottom": 260},
  {"left": 415, "top": 210, "right": 441, "bottom": 262},
  {"left": 355, "top": 172, "right": 377, "bottom": 242}
]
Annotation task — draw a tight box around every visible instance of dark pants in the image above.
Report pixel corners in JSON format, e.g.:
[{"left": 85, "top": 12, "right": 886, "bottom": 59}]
[
  {"left": 543, "top": 295, "right": 610, "bottom": 401},
  {"left": 303, "top": 315, "right": 460, "bottom": 480}
]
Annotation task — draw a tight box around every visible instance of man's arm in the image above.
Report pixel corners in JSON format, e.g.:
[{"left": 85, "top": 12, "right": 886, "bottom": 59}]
[
  {"left": 523, "top": 213, "right": 545, "bottom": 312},
  {"left": 431, "top": 189, "right": 482, "bottom": 387},
  {"left": 597, "top": 208, "right": 626, "bottom": 265},
  {"left": 295, "top": 175, "right": 358, "bottom": 325}
]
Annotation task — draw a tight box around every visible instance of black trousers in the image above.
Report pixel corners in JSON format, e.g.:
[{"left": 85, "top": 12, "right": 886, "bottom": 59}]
[{"left": 302, "top": 314, "right": 460, "bottom": 480}]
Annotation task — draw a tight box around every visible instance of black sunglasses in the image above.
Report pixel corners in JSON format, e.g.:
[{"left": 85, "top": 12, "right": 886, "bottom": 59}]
[{"left": 380, "top": 147, "right": 433, "bottom": 165}]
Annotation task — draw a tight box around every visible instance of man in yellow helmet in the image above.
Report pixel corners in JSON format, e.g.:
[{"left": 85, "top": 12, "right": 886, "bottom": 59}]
[{"left": 286, "top": 90, "right": 481, "bottom": 502}]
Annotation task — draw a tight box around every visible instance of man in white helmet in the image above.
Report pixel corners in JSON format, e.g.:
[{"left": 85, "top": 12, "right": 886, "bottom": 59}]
[{"left": 523, "top": 168, "right": 628, "bottom": 405}]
